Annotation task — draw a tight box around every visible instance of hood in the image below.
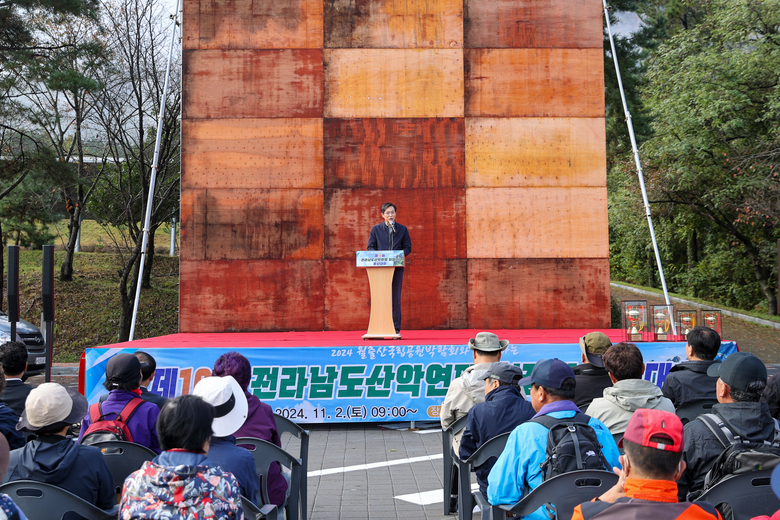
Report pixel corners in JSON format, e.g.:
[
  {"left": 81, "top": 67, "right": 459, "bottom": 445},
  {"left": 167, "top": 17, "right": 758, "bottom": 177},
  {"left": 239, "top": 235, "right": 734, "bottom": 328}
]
[
  {"left": 16, "top": 437, "right": 80, "bottom": 485},
  {"left": 459, "top": 363, "right": 493, "bottom": 403},
  {"left": 602, "top": 379, "right": 667, "bottom": 412},
  {"left": 714, "top": 402, "right": 777, "bottom": 442},
  {"left": 0, "top": 313, "right": 40, "bottom": 335}
]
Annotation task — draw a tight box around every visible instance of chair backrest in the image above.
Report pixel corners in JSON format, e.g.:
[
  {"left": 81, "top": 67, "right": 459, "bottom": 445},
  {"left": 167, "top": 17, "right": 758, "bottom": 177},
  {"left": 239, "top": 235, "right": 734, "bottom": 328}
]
[
  {"left": 505, "top": 470, "right": 620, "bottom": 520},
  {"left": 242, "top": 495, "right": 278, "bottom": 520},
  {"left": 676, "top": 399, "right": 718, "bottom": 425},
  {"left": 456, "top": 432, "right": 511, "bottom": 520},
  {"left": 273, "top": 413, "right": 310, "bottom": 520},
  {"left": 465, "top": 432, "right": 510, "bottom": 469},
  {"left": 696, "top": 470, "right": 779, "bottom": 520},
  {"left": 236, "top": 437, "right": 302, "bottom": 520},
  {"left": 442, "top": 413, "right": 469, "bottom": 515},
  {"left": 0, "top": 480, "right": 118, "bottom": 520},
  {"left": 91, "top": 440, "right": 157, "bottom": 493}
]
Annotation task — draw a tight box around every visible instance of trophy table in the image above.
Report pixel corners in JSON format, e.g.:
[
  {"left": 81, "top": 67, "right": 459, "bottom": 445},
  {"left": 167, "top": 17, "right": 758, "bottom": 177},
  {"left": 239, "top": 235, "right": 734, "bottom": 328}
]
[{"left": 357, "top": 251, "right": 404, "bottom": 339}]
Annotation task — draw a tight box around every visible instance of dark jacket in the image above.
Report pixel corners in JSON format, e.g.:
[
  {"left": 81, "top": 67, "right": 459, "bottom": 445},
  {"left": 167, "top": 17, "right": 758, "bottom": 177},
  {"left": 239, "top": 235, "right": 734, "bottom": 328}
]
[
  {"left": 459, "top": 385, "right": 535, "bottom": 499},
  {"left": 3, "top": 435, "right": 115, "bottom": 516},
  {"left": 662, "top": 360, "right": 719, "bottom": 408},
  {"left": 0, "top": 404, "right": 24, "bottom": 450},
  {"left": 679, "top": 401, "right": 777, "bottom": 500},
  {"left": 763, "top": 373, "right": 780, "bottom": 419},
  {"left": 573, "top": 363, "right": 613, "bottom": 411},
  {"left": 0, "top": 380, "right": 33, "bottom": 417},
  {"left": 207, "top": 436, "right": 260, "bottom": 506},
  {"left": 367, "top": 222, "right": 412, "bottom": 259},
  {"left": 140, "top": 386, "right": 168, "bottom": 409}
]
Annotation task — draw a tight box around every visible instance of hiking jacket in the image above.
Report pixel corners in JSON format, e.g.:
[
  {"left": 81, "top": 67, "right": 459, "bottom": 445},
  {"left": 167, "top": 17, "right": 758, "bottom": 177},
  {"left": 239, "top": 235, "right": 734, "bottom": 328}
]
[
  {"left": 486, "top": 400, "right": 621, "bottom": 520},
  {"left": 3, "top": 435, "right": 115, "bottom": 511},
  {"left": 120, "top": 451, "right": 243, "bottom": 520},
  {"left": 763, "top": 373, "right": 780, "bottom": 420},
  {"left": 78, "top": 389, "right": 161, "bottom": 453},
  {"left": 572, "top": 478, "right": 722, "bottom": 520},
  {"left": 662, "top": 360, "right": 719, "bottom": 408},
  {"left": 207, "top": 436, "right": 259, "bottom": 506},
  {"left": 0, "top": 404, "right": 24, "bottom": 450},
  {"left": 679, "top": 401, "right": 777, "bottom": 500},
  {"left": 440, "top": 363, "right": 493, "bottom": 451},
  {"left": 459, "top": 385, "right": 535, "bottom": 499},
  {"left": 587, "top": 379, "right": 676, "bottom": 435},
  {"left": 573, "top": 363, "right": 613, "bottom": 411}
]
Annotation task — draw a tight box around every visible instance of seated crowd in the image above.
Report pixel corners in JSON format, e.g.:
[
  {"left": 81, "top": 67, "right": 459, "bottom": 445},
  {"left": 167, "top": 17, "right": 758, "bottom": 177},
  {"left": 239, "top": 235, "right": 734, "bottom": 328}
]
[{"left": 0, "top": 345, "right": 287, "bottom": 520}]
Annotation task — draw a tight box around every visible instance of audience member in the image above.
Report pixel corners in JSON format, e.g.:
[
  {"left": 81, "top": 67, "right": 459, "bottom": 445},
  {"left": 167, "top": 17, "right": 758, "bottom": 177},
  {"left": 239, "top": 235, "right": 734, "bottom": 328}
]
[
  {"left": 3, "top": 383, "right": 115, "bottom": 515},
  {"left": 120, "top": 395, "right": 244, "bottom": 519},
  {"left": 487, "top": 359, "right": 620, "bottom": 519},
  {"left": 679, "top": 352, "right": 775, "bottom": 500},
  {"left": 212, "top": 351, "right": 288, "bottom": 507},
  {"left": 587, "top": 343, "right": 675, "bottom": 435},
  {"left": 0, "top": 367, "right": 24, "bottom": 450},
  {"left": 573, "top": 332, "right": 613, "bottom": 410},
  {"left": 78, "top": 353, "right": 161, "bottom": 453},
  {"left": 193, "top": 375, "right": 259, "bottom": 505},
  {"left": 459, "top": 363, "right": 535, "bottom": 500},
  {"left": 0, "top": 341, "right": 33, "bottom": 417},
  {"left": 133, "top": 351, "right": 167, "bottom": 409},
  {"left": 763, "top": 373, "right": 780, "bottom": 420},
  {"left": 440, "top": 332, "right": 509, "bottom": 451},
  {"left": 0, "top": 433, "right": 27, "bottom": 520},
  {"left": 572, "top": 409, "right": 721, "bottom": 520},
  {"left": 662, "top": 326, "right": 721, "bottom": 407}
]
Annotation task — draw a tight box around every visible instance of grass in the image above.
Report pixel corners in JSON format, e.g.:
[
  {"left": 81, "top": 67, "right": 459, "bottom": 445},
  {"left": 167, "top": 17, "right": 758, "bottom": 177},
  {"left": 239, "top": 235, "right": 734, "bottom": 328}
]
[{"left": 47, "top": 219, "right": 177, "bottom": 253}]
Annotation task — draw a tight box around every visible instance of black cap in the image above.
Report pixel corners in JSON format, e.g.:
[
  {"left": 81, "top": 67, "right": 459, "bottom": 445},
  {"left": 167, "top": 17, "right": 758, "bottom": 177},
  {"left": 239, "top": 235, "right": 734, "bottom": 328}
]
[
  {"left": 707, "top": 352, "right": 766, "bottom": 392},
  {"left": 106, "top": 353, "right": 147, "bottom": 385},
  {"left": 479, "top": 363, "right": 524, "bottom": 385}
]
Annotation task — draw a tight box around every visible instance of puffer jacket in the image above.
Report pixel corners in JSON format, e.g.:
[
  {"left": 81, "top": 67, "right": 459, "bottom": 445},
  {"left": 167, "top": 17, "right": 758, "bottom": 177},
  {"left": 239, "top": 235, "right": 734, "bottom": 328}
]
[
  {"left": 679, "top": 401, "right": 777, "bottom": 500},
  {"left": 119, "top": 451, "right": 244, "bottom": 520},
  {"left": 662, "top": 360, "right": 719, "bottom": 407},
  {"left": 586, "top": 379, "right": 676, "bottom": 435}
]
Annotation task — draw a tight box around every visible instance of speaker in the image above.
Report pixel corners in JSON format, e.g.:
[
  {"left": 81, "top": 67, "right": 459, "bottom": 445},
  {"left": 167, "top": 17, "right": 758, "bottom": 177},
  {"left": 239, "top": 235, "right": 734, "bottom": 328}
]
[
  {"left": 42, "top": 245, "right": 54, "bottom": 322},
  {"left": 6, "top": 246, "right": 19, "bottom": 323}
]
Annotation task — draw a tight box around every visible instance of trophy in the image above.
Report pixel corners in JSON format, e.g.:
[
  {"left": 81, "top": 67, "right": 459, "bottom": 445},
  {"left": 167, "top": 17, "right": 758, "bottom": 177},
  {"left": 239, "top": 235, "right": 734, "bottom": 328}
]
[
  {"left": 676, "top": 310, "right": 697, "bottom": 339},
  {"left": 652, "top": 305, "right": 673, "bottom": 341},
  {"left": 621, "top": 300, "right": 647, "bottom": 342},
  {"left": 702, "top": 309, "right": 723, "bottom": 336}
]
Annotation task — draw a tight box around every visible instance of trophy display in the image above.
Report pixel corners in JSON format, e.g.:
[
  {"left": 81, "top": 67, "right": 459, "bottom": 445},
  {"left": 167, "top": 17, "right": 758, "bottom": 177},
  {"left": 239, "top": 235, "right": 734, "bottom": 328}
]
[
  {"left": 676, "top": 310, "right": 697, "bottom": 339},
  {"left": 621, "top": 300, "right": 647, "bottom": 342},
  {"left": 652, "top": 305, "right": 673, "bottom": 341},
  {"left": 702, "top": 309, "right": 723, "bottom": 336}
]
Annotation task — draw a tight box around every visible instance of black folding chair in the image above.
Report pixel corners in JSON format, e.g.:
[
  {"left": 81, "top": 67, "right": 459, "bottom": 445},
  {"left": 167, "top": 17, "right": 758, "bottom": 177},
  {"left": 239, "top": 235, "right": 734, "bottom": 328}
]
[
  {"left": 498, "top": 470, "right": 619, "bottom": 520},
  {"left": 442, "top": 414, "right": 469, "bottom": 515},
  {"left": 676, "top": 400, "right": 718, "bottom": 425},
  {"left": 457, "top": 432, "right": 510, "bottom": 520},
  {"left": 696, "top": 470, "right": 779, "bottom": 520},
  {"left": 91, "top": 440, "right": 157, "bottom": 494},
  {"left": 242, "top": 495, "right": 279, "bottom": 520},
  {"left": 237, "top": 437, "right": 302, "bottom": 520},
  {"left": 0, "top": 480, "right": 119, "bottom": 520},
  {"left": 274, "top": 413, "right": 310, "bottom": 520}
]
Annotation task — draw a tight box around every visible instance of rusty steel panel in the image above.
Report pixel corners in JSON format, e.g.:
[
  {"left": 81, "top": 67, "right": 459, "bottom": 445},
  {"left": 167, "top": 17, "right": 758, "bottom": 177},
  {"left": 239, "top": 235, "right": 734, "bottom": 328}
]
[
  {"left": 182, "top": 119, "right": 323, "bottom": 190},
  {"left": 181, "top": 188, "right": 324, "bottom": 260},
  {"left": 466, "top": 187, "right": 608, "bottom": 259},
  {"left": 180, "top": 259, "right": 325, "bottom": 332},
  {"left": 323, "top": 259, "right": 370, "bottom": 331},
  {"left": 464, "top": 0, "right": 602, "bottom": 48},
  {"left": 324, "top": 118, "right": 465, "bottom": 188},
  {"left": 465, "top": 118, "right": 606, "bottom": 188},
  {"left": 183, "top": 49, "right": 323, "bottom": 119},
  {"left": 324, "top": 0, "right": 462, "bottom": 48},
  {"left": 465, "top": 49, "right": 604, "bottom": 117},
  {"left": 183, "top": 0, "right": 323, "bottom": 50},
  {"left": 467, "top": 258, "right": 611, "bottom": 329},
  {"left": 324, "top": 188, "right": 466, "bottom": 260},
  {"left": 324, "top": 49, "right": 464, "bottom": 118}
]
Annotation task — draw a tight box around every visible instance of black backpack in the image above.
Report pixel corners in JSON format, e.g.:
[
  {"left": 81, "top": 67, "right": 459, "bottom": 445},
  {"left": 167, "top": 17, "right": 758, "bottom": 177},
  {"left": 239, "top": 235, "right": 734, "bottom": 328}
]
[
  {"left": 689, "top": 413, "right": 780, "bottom": 500},
  {"left": 530, "top": 413, "right": 609, "bottom": 480}
]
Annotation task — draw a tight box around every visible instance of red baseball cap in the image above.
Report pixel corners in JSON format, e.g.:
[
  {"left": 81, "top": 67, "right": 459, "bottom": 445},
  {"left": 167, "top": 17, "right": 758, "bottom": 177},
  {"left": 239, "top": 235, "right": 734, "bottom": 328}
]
[{"left": 619, "top": 409, "right": 684, "bottom": 453}]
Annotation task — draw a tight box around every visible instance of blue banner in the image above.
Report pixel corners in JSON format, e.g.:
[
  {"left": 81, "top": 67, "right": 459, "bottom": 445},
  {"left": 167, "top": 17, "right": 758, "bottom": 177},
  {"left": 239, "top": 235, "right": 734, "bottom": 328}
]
[{"left": 84, "top": 341, "right": 737, "bottom": 424}]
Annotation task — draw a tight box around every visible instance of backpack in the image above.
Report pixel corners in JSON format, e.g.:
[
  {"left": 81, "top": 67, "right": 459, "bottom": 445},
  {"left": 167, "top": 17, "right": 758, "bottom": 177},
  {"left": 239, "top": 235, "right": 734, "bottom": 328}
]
[
  {"left": 689, "top": 413, "right": 780, "bottom": 500},
  {"left": 529, "top": 413, "right": 609, "bottom": 480},
  {"left": 80, "top": 397, "right": 145, "bottom": 445}
]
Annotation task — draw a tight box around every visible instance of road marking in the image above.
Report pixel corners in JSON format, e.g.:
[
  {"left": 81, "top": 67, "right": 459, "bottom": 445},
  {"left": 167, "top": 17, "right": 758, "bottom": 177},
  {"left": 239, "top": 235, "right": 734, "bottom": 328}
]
[
  {"left": 394, "top": 484, "right": 479, "bottom": 506},
  {"left": 308, "top": 453, "right": 443, "bottom": 477}
]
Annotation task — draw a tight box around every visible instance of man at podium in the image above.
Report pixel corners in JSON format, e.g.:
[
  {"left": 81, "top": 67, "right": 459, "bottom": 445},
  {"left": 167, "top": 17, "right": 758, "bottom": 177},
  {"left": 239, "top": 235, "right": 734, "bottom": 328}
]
[{"left": 367, "top": 202, "right": 412, "bottom": 334}]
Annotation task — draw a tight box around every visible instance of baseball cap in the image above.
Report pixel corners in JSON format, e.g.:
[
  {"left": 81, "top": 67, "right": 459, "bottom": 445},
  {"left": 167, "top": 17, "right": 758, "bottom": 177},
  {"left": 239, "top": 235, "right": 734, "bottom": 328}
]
[
  {"left": 517, "top": 358, "right": 575, "bottom": 389},
  {"left": 479, "top": 363, "right": 524, "bottom": 385},
  {"left": 620, "top": 409, "right": 684, "bottom": 453},
  {"left": 706, "top": 352, "right": 766, "bottom": 392},
  {"left": 193, "top": 376, "right": 248, "bottom": 437},
  {"left": 579, "top": 332, "right": 612, "bottom": 368},
  {"left": 469, "top": 332, "right": 509, "bottom": 352},
  {"left": 17, "top": 383, "right": 88, "bottom": 432},
  {"left": 106, "top": 353, "right": 147, "bottom": 385}
]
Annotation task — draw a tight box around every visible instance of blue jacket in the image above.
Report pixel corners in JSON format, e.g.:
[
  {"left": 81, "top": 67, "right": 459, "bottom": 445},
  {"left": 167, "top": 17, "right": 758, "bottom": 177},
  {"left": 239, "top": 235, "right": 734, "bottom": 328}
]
[
  {"left": 487, "top": 401, "right": 621, "bottom": 520},
  {"left": 367, "top": 222, "right": 412, "bottom": 259},
  {"left": 459, "top": 386, "right": 535, "bottom": 499},
  {"left": 207, "top": 436, "right": 260, "bottom": 506},
  {"left": 0, "top": 404, "right": 24, "bottom": 450}
]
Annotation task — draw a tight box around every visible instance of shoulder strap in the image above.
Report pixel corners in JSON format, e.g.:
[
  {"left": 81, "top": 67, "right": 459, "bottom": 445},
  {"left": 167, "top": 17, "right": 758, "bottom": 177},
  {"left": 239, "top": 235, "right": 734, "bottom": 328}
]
[
  {"left": 530, "top": 412, "right": 589, "bottom": 429},
  {"left": 88, "top": 402, "right": 103, "bottom": 424},
  {"left": 697, "top": 413, "right": 738, "bottom": 449},
  {"left": 117, "top": 397, "right": 146, "bottom": 422}
]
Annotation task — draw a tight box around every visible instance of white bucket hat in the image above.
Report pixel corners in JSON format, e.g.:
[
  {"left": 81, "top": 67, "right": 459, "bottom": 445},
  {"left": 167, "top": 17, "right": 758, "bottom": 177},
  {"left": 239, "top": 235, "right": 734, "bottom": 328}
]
[{"left": 193, "top": 375, "right": 248, "bottom": 437}]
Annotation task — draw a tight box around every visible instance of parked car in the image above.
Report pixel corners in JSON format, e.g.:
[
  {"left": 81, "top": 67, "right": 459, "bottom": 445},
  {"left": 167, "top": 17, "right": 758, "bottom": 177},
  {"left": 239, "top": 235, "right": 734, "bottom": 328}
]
[{"left": 0, "top": 310, "right": 47, "bottom": 379}]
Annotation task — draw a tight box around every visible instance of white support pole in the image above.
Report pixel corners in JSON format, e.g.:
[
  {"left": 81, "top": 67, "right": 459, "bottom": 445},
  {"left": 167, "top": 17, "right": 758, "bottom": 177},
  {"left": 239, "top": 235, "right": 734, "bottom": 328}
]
[
  {"left": 170, "top": 217, "right": 176, "bottom": 256},
  {"left": 129, "top": 0, "right": 182, "bottom": 341},
  {"left": 602, "top": 1, "right": 677, "bottom": 335}
]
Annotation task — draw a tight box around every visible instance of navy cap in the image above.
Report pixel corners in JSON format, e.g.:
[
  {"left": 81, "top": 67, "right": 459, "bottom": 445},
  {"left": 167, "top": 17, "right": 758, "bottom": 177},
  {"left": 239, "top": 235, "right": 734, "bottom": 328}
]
[
  {"left": 707, "top": 352, "right": 766, "bottom": 392},
  {"left": 517, "top": 358, "right": 575, "bottom": 389},
  {"left": 479, "top": 363, "right": 524, "bottom": 385}
]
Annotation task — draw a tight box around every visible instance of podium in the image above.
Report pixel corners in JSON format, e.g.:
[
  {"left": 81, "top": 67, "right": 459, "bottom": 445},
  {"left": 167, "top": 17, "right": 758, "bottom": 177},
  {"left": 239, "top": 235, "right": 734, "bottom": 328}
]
[{"left": 357, "top": 251, "right": 404, "bottom": 339}]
